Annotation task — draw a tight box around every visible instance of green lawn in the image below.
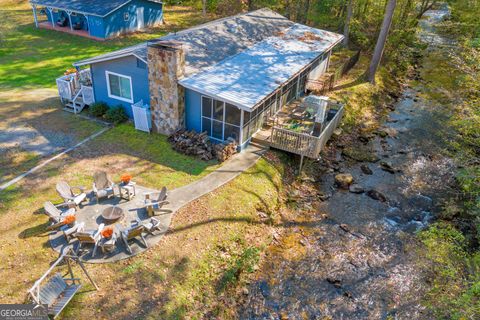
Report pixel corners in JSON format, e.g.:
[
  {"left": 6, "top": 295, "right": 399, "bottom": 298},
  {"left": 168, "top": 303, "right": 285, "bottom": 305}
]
[{"left": 0, "top": 0, "right": 211, "bottom": 89}]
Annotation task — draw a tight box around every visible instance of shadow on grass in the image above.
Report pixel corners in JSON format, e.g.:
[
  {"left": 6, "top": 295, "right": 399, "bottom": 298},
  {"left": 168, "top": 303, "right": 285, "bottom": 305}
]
[{"left": 331, "top": 73, "right": 368, "bottom": 92}]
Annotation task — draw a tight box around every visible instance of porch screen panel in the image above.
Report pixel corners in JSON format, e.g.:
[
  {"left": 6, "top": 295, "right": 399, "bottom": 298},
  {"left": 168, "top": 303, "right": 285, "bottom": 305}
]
[{"left": 201, "top": 96, "right": 241, "bottom": 143}]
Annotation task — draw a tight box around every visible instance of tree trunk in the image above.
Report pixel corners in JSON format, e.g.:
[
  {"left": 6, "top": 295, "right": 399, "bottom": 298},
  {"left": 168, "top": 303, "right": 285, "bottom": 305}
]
[
  {"left": 202, "top": 0, "right": 206, "bottom": 17},
  {"left": 343, "top": 0, "right": 353, "bottom": 47},
  {"left": 367, "top": 0, "right": 397, "bottom": 84}
]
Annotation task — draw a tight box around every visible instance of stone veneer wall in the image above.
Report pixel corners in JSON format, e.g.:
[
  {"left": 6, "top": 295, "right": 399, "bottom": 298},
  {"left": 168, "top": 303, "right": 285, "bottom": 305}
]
[{"left": 147, "top": 41, "right": 185, "bottom": 135}]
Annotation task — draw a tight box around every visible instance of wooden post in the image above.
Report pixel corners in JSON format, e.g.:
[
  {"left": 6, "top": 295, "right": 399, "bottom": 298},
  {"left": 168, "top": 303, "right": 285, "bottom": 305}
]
[
  {"left": 76, "top": 258, "right": 99, "bottom": 290},
  {"left": 32, "top": 4, "right": 38, "bottom": 28},
  {"left": 47, "top": 7, "right": 55, "bottom": 28},
  {"left": 66, "top": 10, "right": 73, "bottom": 30},
  {"left": 84, "top": 15, "right": 90, "bottom": 36},
  {"left": 299, "top": 154, "right": 304, "bottom": 173}
]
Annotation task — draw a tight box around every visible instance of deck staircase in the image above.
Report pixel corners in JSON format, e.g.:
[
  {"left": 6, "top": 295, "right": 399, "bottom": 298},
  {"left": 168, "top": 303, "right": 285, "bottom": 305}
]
[
  {"left": 63, "top": 89, "right": 87, "bottom": 114},
  {"left": 56, "top": 69, "right": 94, "bottom": 114}
]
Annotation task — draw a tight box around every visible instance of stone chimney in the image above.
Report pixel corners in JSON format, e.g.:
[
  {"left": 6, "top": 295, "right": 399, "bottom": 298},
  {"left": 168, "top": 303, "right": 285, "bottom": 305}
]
[{"left": 147, "top": 40, "right": 185, "bottom": 135}]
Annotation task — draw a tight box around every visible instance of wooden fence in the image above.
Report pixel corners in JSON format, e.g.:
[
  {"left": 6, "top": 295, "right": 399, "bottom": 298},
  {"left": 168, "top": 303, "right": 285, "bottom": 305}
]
[{"left": 308, "top": 50, "right": 361, "bottom": 94}]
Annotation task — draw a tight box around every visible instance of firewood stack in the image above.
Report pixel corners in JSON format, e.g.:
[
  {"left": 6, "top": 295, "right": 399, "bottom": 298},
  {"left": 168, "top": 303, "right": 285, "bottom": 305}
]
[
  {"left": 168, "top": 130, "right": 237, "bottom": 162},
  {"left": 214, "top": 138, "right": 238, "bottom": 162}
]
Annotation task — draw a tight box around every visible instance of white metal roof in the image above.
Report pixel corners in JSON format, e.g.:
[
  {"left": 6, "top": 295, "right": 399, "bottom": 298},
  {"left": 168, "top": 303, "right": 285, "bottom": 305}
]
[
  {"left": 179, "top": 24, "right": 343, "bottom": 111},
  {"left": 73, "top": 8, "right": 293, "bottom": 72}
]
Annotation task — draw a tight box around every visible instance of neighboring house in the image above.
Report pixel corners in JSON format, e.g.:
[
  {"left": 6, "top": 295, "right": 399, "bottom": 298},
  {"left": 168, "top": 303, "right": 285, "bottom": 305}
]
[
  {"left": 30, "top": 0, "right": 164, "bottom": 40},
  {"left": 68, "top": 8, "right": 343, "bottom": 149}
]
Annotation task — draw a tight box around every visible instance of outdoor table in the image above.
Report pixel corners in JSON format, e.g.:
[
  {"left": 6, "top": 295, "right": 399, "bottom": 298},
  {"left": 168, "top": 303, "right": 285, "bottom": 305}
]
[
  {"left": 118, "top": 181, "right": 136, "bottom": 201},
  {"left": 98, "top": 234, "right": 117, "bottom": 254}
]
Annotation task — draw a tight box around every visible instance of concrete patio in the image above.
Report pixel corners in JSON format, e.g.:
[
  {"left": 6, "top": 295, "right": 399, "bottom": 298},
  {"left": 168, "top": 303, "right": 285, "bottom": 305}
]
[{"left": 49, "top": 184, "right": 171, "bottom": 263}]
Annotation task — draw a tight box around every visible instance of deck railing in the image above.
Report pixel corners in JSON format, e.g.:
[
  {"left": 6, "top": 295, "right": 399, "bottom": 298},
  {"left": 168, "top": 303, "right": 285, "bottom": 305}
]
[
  {"left": 269, "top": 104, "right": 345, "bottom": 159},
  {"left": 56, "top": 69, "right": 91, "bottom": 102}
]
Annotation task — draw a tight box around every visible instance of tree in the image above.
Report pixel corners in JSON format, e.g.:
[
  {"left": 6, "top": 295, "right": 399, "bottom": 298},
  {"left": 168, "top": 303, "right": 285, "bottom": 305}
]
[
  {"left": 202, "top": 0, "right": 207, "bottom": 17},
  {"left": 367, "top": 0, "right": 397, "bottom": 84},
  {"left": 343, "top": 0, "right": 354, "bottom": 47}
]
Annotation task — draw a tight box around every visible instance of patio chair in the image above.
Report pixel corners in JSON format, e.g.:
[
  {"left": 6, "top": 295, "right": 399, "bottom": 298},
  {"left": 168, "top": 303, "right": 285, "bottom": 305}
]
[
  {"left": 144, "top": 187, "right": 172, "bottom": 217},
  {"left": 43, "top": 201, "right": 76, "bottom": 223},
  {"left": 57, "top": 16, "right": 68, "bottom": 27},
  {"left": 73, "top": 20, "right": 83, "bottom": 30},
  {"left": 143, "top": 217, "right": 162, "bottom": 235},
  {"left": 73, "top": 223, "right": 104, "bottom": 257},
  {"left": 63, "top": 221, "right": 85, "bottom": 243},
  {"left": 121, "top": 225, "right": 147, "bottom": 254},
  {"left": 43, "top": 201, "right": 76, "bottom": 230},
  {"left": 56, "top": 181, "right": 87, "bottom": 209},
  {"left": 92, "top": 171, "right": 115, "bottom": 203}
]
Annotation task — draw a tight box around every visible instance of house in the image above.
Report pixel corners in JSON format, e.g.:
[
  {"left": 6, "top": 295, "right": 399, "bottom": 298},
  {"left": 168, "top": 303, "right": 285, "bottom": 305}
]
[
  {"left": 66, "top": 9, "right": 344, "bottom": 151},
  {"left": 30, "top": 0, "right": 164, "bottom": 40}
]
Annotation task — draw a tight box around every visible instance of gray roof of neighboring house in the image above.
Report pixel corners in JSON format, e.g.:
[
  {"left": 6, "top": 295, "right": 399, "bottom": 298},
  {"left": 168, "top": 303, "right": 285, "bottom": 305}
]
[
  {"left": 179, "top": 24, "right": 343, "bottom": 111},
  {"left": 30, "top": 0, "right": 162, "bottom": 17},
  {"left": 74, "top": 8, "right": 294, "bottom": 76}
]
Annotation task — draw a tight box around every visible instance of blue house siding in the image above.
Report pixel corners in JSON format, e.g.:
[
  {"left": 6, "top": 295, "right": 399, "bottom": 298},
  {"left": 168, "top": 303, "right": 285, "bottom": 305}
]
[
  {"left": 87, "top": 15, "right": 106, "bottom": 38},
  {"left": 35, "top": 0, "right": 163, "bottom": 39},
  {"left": 103, "top": 0, "right": 163, "bottom": 38},
  {"left": 184, "top": 88, "right": 202, "bottom": 133},
  {"left": 90, "top": 55, "right": 150, "bottom": 118}
]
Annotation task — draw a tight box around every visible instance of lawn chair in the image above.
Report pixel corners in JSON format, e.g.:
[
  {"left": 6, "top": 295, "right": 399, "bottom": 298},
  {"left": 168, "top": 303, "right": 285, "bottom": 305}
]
[
  {"left": 143, "top": 217, "right": 162, "bottom": 235},
  {"left": 73, "top": 223, "right": 104, "bottom": 257},
  {"left": 56, "top": 181, "right": 87, "bottom": 209},
  {"left": 63, "top": 222, "right": 85, "bottom": 243},
  {"left": 144, "top": 187, "right": 172, "bottom": 216},
  {"left": 43, "top": 201, "right": 76, "bottom": 231},
  {"left": 121, "top": 225, "right": 147, "bottom": 254},
  {"left": 92, "top": 171, "right": 115, "bottom": 203}
]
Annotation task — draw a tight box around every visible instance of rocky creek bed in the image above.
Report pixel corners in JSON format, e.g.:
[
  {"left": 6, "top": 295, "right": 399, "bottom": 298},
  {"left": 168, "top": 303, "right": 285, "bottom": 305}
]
[{"left": 237, "top": 7, "right": 458, "bottom": 320}]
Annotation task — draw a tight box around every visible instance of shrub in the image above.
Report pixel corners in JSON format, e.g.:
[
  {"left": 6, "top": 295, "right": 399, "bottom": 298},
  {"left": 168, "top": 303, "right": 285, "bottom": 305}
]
[
  {"left": 88, "top": 102, "right": 108, "bottom": 117},
  {"left": 105, "top": 105, "right": 128, "bottom": 124}
]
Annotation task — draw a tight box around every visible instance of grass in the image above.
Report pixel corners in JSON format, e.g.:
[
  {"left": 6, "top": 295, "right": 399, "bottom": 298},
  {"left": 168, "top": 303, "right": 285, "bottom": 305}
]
[
  {"left": 326, "top": 53, "right": 400, "bottom": 132},
  {"left": 0, "top": 149, "right": 287, "bottom": 319},
  {"left": 0, "top": 0, "right": 212, "bottom": 89}
]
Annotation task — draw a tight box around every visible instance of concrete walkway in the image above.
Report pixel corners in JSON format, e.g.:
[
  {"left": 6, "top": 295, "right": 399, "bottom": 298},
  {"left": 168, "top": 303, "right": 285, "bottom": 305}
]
[{"left": 51, "top": 143, "right": 267, "bottom": 263}]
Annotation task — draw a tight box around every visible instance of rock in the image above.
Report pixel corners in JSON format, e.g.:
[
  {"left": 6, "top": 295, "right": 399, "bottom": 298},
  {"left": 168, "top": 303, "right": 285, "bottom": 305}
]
[
  {"left": 360, "top": 164, "right": 373, "bottom": 175},
  {"left": 366, "top": 189, "right": 387, "bottom": 202},
  {"left": 339, "top": 224, "right": 350, "bottom": 232},
  {"left": 326, "top": 277, "right": 342, "bottom": 288},
  {"left": 333, "top": 128, "right": 343, "bottom": 136},
  {"left": 318, "top": 192, "right": 331, "bottom": 201},
  {"left": 358, "top": 134, "right": 371, "bottom": 143},
  {"left": 257, "top": 211, "right": 269, "bottom": 220},
  {"left": 377, "top": 130, "right": 388, "bottom": 138},
  {"left": 379, "top": 161, "right": 395, "bottom": 174},
  {"left": 242, "top": 287, "right": 249, "bottom": 295},
  {"left": 342, "top": 146, "right": 379, "bottom": 163},
  {"left": 335, "top": 173, "right": 354, "bottom": 189},
  {"left": 349, "top": 184, "right": 365, "bottom": 194}
]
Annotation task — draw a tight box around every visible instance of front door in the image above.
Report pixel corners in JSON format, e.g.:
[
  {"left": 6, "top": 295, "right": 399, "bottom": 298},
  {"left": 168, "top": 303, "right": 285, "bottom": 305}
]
[{"left": 137, "top": 7, "right": 144, "bottom": 30}]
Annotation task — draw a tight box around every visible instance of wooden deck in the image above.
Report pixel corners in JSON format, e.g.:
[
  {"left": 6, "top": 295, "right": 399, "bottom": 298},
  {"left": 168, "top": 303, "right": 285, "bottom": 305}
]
[
  {"left": 253, "top": 100, "right": 345, "bottom": 160},
  {"left": 38, "top": 22, "right": 105, "bottom": 41}
]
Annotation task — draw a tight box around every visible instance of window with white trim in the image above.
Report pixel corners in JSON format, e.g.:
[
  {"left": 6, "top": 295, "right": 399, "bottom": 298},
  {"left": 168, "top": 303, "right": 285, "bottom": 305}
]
[
  {"left": 201, "top": 96, "right": 241, "bottom": 142},
  {"left": 106, "top": 71, "right": 133, "bottom": 103}
]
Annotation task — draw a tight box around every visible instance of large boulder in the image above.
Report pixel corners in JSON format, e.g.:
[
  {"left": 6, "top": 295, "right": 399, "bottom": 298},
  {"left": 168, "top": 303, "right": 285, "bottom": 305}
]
[
  {"left": 342, "top": 146, "right": 379, "bottom": 163},
  {"left": 335, "top": 173, "right": 354, "bottom": 189}
]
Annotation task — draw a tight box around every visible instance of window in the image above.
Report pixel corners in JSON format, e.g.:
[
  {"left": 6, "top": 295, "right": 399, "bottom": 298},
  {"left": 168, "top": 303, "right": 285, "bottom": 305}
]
[
  {"left": 201, "top": 96, "right": 241, "bottom": 143},
  {"left": 106, "top": 71, "right": 133, "bottom": 103},
  {"left": 124, "top": 12, "right": 130, "bottom": 21}
]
